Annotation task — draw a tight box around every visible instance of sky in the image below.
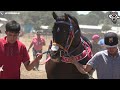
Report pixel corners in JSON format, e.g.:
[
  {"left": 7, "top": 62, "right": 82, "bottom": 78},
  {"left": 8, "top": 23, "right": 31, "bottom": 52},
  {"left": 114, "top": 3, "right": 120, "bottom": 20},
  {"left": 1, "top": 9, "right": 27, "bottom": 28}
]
[
  {"left": 77, "top": 11, "right": 120, "bottom": 15},
  {"left": 77, "top": 11, "right": 91, "bottom": 15}
]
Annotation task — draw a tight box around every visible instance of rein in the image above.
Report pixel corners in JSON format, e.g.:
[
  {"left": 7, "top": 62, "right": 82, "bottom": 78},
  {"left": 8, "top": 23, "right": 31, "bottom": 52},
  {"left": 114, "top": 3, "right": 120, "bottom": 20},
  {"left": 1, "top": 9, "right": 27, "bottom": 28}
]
[
  {"left": 39, "top": 36, "right": 93, "bottom": 64},
  {"left": 40, "top": 17, "right": 93, "bottom": 64},
  {"left": 39, "top": 51, "right": 51, "bottom": 65}
]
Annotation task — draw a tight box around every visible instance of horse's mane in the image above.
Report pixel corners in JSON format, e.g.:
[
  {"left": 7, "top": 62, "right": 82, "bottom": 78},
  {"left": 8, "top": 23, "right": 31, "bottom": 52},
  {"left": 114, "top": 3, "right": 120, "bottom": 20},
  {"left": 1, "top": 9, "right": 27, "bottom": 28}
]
[{"left": 66, "top": 14, "right": 82, "bottom": 35}]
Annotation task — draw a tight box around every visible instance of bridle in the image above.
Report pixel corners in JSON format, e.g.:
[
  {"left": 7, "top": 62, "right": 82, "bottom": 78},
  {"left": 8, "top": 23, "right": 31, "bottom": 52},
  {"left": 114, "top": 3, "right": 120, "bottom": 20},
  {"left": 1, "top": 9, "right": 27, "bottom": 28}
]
[
  {"left": 51, "top": 17, "right": 93, "bottom": 63},
  {"left": 39, "top": 13, "right": 94, "bottom": 79},
  {"left": 53, "top": 17, "right": 79, "bottom": 57}
]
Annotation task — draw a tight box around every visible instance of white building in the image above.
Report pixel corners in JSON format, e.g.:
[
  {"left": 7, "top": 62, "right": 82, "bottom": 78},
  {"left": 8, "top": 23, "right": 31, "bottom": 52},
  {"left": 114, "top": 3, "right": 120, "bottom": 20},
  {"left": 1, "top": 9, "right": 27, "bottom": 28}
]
[{"left": 79, "top": 24, "right": 120, "bottom": 34}]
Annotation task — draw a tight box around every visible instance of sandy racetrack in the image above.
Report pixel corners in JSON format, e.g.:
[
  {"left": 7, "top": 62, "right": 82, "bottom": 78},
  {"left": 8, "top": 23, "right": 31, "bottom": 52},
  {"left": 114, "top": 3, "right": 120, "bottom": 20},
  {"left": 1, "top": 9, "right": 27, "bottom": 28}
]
[{"left": 20, "top": 34, "right": 51, "bottom": 79}]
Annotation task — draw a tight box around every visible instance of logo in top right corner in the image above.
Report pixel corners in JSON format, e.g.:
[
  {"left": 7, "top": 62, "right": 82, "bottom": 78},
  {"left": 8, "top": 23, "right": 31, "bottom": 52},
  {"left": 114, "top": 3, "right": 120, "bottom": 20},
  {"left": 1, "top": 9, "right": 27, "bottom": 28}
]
[{"left": 108, "top": 11, "right": 120, "bottom": 24}]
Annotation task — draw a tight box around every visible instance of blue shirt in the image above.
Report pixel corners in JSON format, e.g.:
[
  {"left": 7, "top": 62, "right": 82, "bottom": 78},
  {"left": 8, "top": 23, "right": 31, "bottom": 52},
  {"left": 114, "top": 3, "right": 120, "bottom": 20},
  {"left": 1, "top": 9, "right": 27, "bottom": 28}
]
[
  {"left": 87, "top": 50, "right": 120, "bottom": 79},
  {"left": 98, "top": 39, "right": 104, "bottom": 45}
]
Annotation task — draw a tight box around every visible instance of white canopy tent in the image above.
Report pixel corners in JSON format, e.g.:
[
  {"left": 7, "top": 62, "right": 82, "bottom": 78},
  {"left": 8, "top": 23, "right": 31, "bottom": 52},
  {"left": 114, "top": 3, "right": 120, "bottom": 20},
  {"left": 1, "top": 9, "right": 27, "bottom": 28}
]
[
  {"left": 0, "top": 17, "right": 8, "bottom": 22},
  {"left": 0, "top": 23, "right": 3, "bottom": 27}
]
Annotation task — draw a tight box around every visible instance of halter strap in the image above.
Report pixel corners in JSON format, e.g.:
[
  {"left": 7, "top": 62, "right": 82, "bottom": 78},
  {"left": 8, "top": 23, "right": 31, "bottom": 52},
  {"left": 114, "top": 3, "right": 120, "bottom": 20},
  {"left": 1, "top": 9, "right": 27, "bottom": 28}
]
[
  {"left": 55, "top": 21, "right": 70, "bottom": 26},
  {"left": 54, "top": 17, "right": 75, "bottom": 52},
  {"left": 61, "top": 38, "right": 93, "bottom": 63}
]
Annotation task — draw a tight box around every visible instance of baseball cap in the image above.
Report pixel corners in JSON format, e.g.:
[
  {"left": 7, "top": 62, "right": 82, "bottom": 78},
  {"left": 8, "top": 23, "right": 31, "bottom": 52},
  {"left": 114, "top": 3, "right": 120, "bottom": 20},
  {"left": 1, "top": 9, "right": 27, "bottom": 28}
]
[
  {"left": 104, "top": 32, "right": 118, "bottom": 48},
  {"left": 92, "top": 34, "right": 100, "bottom": 40}
]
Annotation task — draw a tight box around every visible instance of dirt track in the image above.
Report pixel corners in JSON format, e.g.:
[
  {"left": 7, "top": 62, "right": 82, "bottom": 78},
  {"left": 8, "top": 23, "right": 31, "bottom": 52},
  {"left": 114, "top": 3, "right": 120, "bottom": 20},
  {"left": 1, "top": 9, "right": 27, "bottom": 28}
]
[{"left": 20, "top": 34, "right": 50, "bottom": 79}]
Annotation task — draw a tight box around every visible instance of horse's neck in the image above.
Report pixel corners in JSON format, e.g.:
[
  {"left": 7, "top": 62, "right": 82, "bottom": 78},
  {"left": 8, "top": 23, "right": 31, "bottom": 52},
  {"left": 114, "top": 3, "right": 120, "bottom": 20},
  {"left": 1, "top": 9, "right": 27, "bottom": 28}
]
[{"left": 68, "top": 38, "right": 84, "bottom": 56}]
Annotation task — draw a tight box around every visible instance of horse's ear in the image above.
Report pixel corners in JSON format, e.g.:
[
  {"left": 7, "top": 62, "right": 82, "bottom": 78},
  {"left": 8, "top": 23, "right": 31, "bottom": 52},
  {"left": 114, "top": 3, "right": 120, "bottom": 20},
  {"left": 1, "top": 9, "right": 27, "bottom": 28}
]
[
  {"left": 67, "top": 14, "right": 75, "bottom": 21},
  {"left": 52, "top": 11, "right": 58, "bottom": 20},
  {"left": 64, "top": 13, "right": 69, "bottom": 21},
  {"left": 67, "top": 14, "right": 79, "bottom": 25},
  {"left": 65, "top": 13, "right": 73, "bottom": 19}
]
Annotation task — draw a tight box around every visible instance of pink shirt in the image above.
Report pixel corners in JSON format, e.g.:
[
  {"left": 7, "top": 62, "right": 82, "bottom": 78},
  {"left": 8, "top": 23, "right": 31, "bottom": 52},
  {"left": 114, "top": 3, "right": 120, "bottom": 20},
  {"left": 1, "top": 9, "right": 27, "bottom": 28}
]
[{"left": 32, "top": 36, "right": 45, "bottom": 51}]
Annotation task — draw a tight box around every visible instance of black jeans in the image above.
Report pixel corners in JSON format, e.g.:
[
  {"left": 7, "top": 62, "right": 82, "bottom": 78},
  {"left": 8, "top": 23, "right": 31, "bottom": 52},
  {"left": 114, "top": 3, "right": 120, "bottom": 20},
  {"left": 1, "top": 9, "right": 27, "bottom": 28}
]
[{"left": 32, "top": 48, "right": 42, "bottom": 70}]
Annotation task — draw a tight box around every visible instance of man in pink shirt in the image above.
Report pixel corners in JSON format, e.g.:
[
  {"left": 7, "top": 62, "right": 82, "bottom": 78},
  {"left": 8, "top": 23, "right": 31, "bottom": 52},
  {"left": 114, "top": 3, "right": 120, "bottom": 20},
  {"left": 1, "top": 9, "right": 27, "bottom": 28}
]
[
  {"left": 0, "top": 20, "right": 43, "bottom": 79},
  {"left": 28, "top": 30, "right": 46, "bottom": 71}
]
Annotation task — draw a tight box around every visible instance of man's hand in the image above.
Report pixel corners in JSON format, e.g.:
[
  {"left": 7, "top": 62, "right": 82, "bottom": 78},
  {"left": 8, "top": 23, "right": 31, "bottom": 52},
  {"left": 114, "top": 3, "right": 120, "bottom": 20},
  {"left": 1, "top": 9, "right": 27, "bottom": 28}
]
[
  {"left": 69, "top": 56, "right": 78, "bottom": 64},
  {"left": 27, "top": 49, "right": 30, "bottom": 52},
  {"left": 69, "top": 56, "right": 88, "bottom": 74},
  {"left": 36, "top": 53, "right": 43, "bottom": 60}
]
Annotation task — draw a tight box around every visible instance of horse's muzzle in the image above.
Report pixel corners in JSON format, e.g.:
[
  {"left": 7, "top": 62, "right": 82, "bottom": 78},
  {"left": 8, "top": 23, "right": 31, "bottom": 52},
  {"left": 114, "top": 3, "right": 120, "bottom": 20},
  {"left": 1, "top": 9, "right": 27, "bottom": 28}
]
[{"left": 49, "top": 50, "right": 62, "bottom": 62}]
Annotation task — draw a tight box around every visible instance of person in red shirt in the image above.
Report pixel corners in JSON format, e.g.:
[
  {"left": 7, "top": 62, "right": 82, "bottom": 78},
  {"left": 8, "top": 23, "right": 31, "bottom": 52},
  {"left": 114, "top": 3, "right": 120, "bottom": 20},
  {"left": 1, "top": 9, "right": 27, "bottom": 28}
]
[
  {"left": 28, "top": 30, "right": 46, "bottom": 71},
  {"left": 0, "top": 20, "right": 43, "bottom": 79}
]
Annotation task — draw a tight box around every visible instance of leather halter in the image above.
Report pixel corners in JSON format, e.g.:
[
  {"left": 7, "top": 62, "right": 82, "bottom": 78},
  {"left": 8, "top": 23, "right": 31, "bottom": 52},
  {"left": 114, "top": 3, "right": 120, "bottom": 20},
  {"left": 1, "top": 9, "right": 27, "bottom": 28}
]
[
  {"left": 39, "top": 18, "right": 93, "bottom": 64},
  {"left": 52, "top": 17, "right": 93, "bottom": 63},
  {"left": 53, "top": 18, "right": 77, "bottom": 53}
]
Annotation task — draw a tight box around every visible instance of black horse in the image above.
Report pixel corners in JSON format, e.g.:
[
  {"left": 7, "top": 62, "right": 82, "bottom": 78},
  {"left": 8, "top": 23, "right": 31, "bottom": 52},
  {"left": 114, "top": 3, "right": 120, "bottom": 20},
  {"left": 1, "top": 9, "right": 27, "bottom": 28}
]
[{"left": 45, "top": 12, "right": 93, "bottom": 79}]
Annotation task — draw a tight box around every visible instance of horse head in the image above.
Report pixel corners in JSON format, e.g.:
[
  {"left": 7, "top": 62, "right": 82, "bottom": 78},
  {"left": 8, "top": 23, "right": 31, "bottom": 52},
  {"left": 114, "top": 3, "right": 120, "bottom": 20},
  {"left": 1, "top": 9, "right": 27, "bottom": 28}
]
[{"left": 49, "top": 12, "right": 89, "bottom": 63}]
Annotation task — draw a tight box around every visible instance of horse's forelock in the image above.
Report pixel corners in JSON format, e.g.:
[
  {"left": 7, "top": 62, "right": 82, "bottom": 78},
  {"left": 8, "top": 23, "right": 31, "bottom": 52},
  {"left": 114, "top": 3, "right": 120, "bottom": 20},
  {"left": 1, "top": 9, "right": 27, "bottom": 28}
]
[{"left": 56, "top": 15, "right": 68, "bottom": 22}]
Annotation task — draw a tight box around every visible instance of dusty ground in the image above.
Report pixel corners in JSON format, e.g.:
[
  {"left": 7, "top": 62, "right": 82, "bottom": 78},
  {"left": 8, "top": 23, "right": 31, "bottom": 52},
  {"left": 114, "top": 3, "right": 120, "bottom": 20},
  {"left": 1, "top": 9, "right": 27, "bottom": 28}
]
[
  {"left": 20, "top": 34, "right": 51, "bottom": 79},
  {"left": 17, "top": 34, "right": 97, "bottom": 79}
]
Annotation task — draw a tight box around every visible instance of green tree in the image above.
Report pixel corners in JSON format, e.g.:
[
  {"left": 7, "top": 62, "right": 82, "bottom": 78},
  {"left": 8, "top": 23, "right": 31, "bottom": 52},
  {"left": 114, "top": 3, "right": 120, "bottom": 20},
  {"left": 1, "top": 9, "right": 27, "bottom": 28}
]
[
  {"left": 85, "top": 13, "right": 100, "bottom": 25},
  {"left": 102, "top": 25, "right": 111, "bottom": 31}
]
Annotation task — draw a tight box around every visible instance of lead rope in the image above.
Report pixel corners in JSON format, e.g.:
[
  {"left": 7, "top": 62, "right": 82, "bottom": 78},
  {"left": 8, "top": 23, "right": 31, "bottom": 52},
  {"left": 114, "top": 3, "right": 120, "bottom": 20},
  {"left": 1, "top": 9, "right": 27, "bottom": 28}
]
[
  {"left": 39, "top": 51, "right": 51, "bottom": 65},
  {"left": 81, "top": 68, "right": 94, "bottom": 79},
  {"left": 87, "top": 72, "right": 95, "bottom": 79}
]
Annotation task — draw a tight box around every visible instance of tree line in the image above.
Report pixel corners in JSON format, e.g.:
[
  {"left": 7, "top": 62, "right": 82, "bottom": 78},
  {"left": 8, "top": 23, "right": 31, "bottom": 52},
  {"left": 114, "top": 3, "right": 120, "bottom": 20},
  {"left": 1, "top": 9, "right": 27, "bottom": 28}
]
[{"left": 2, "top": 11, "right": 120, "bottom": 32}]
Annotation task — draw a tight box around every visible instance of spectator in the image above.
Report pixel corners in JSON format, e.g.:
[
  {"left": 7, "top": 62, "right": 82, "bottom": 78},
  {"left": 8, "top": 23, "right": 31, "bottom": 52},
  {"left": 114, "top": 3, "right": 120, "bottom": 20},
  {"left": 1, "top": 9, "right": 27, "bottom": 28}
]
[
  {"left": 98, "top": 38, "right": 105, "bottom": 50},
  {"left": 28, "top": 30, "right": 46, "bottom": 71},
  {"left": 69, "top": 32, "right": 120, "bottom": 79},
  {"left": 91, "top": 34, "right": 102, "bottom": 55}
]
